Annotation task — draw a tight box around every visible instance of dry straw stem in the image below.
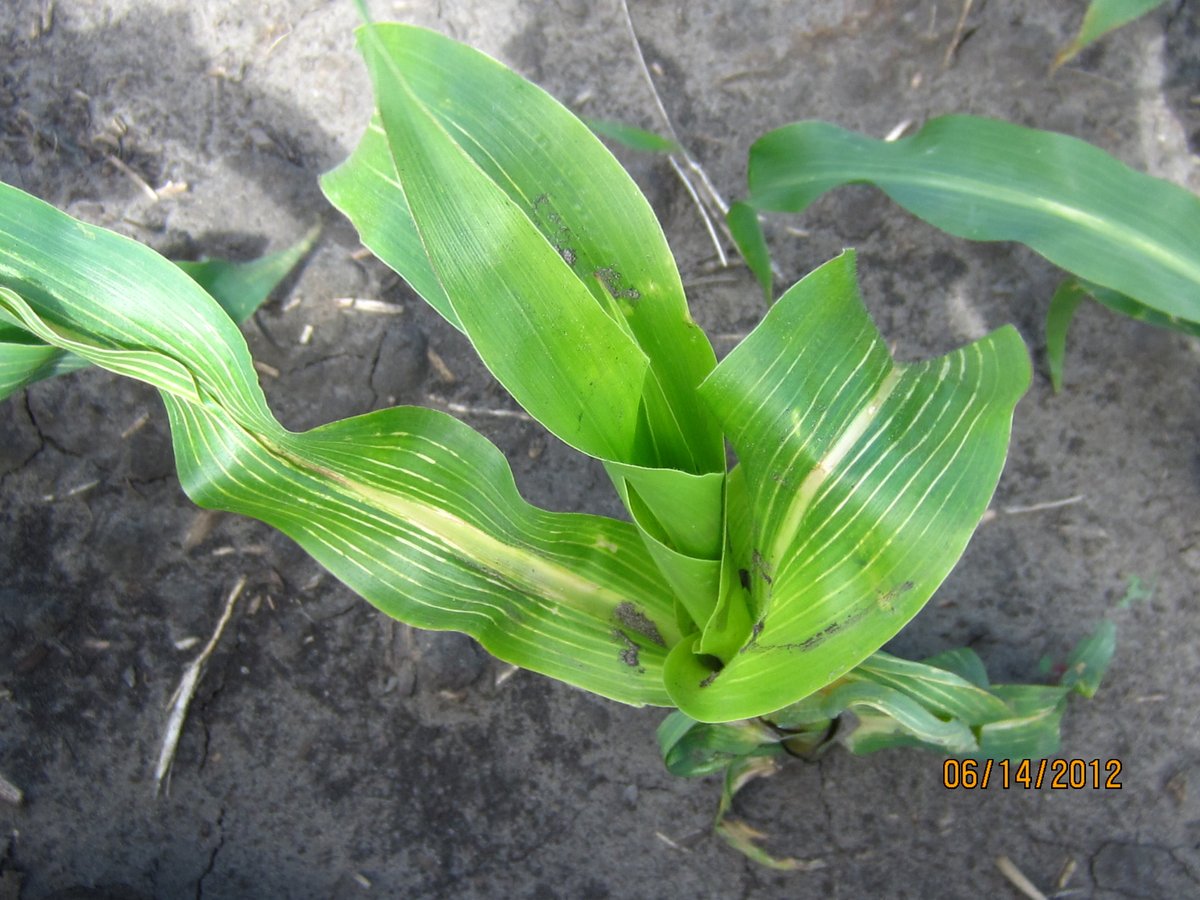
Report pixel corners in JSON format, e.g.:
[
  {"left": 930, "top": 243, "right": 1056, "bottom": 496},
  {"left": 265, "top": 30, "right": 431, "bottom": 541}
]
[
  {"left": 0, "top": 771, "right": 23, "bottom": 806},
  {"left": 995, "top": 854, "right": 1048, "bottom": 900},
  {"left": 943, "top": 0, "right": 975, "bottom": 69},
  {"left": 103, "top": 154, "right": 160, "bottom": 203},
  {"left": 154, "top": 575, "right": 246, "bottom": 796},
  {"left": 616, "top": 0, "right": 733, "bottom": 266},
  {"left": 334, "top": 296, "right": 404, "bottom": 314},
  {"left": 1003, "top": 494, "right": 1084, "bottom": 515}
]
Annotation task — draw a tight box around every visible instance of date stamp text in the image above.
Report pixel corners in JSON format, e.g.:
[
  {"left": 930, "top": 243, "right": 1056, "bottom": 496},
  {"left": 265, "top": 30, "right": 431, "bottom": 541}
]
[{"left": 942, "top": 758, "right": 1122, "bottom": 790}]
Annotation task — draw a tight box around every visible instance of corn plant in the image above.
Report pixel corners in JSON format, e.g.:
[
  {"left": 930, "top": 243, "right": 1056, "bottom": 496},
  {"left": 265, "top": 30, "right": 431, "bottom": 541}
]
[
  {"left": 730, "top": 114, "right": 1200, "bottom": 392},
  {"left": 0, "top": 20, "right": 1113, "bottom": 862}
]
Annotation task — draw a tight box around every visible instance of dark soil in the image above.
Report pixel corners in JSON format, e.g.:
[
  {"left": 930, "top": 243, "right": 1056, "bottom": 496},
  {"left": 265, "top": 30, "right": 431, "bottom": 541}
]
[{"left": 2, "top": 1, "right": 1199, "bottom": 897}]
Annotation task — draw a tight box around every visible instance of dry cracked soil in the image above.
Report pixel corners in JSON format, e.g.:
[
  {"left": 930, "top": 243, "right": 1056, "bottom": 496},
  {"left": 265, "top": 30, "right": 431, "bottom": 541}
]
[{"left": 2, "top": 1, "right": 1200, "bottom": 898}]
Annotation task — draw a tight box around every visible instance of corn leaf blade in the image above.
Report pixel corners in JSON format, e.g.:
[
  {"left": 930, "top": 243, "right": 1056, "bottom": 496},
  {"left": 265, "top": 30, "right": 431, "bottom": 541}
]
[
  {"left": 747, "top": 115, "right": 1200, "bottom": 334},
  {"left": 1055, "top": 0, "right": 1168, "bottom": 70},
  {"left": 324, "top": 23, "right": 730, "bottom": 633},
  {"left": 1045, "top": 278, "right": 1089, "bottom": 393},
  {"left": 850, "top": 652, "right": 1012, "bottom": 724},
  {"left": 323, "top": 24, "right": 722, "bottom": 474},
  {"left": 727, "top": 201, "right": 773, "bottom": 303},
  {"left": 665, "top": 252, "right": 1029, "bottom": 721},
  {"left": 0, "top": 227, "right": 316, "bottom": 402},
  {"left": 0, "top": 180, "right": 683, "bottom": 707},
  {"left": 584, "top": 118, "right": 681, "bottom": 155},
  {"left": 174, "top": 225, "right": 318, "bottom": 323}
]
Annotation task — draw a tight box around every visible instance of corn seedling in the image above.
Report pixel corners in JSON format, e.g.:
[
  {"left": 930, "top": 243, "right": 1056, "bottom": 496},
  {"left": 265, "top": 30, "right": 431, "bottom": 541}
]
[{"left": 0, "top": 20, "right": 1116, "bottom": 864}]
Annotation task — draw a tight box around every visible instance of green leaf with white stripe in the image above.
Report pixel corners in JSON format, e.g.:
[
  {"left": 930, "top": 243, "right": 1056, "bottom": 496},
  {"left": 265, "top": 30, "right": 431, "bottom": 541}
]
[
  {"left": 322, "top": 24, "right": 721, "bottom": 475},
  {"left": 0, "top": 227, "right": 317, "bottom": 402},
  {"left": 746, "top": 115, "right": 1200, "bottom": 335},
  {"left": 850, "top": 652, "right": 1012, "bottom": 724},
  {"left": 322, "top": 22, "right": 727, "bottom": 630},
  {"left": 0, "top": 180, "right": 680, "bottom": 706},
  {"left": 664, "top": 251, "right": 1030, "bottom": 721}
]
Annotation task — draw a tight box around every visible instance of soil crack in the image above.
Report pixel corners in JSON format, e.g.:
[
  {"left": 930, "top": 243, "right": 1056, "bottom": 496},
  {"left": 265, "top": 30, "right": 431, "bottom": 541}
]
[
  {"left": 196, "top": 807, "right": 226, "bottom": 900},
  {"left": 23, "top": 394, "right": 73, "bottom": 460}
]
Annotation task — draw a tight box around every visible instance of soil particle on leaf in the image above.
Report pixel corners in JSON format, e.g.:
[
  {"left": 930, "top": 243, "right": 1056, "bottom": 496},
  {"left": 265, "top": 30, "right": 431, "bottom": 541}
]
[
  {"left": 613, "top": 600, "right": 664, "bottom": 646},
  {"left": 611, "top": 628, "right": 641, "bottom": 668}
]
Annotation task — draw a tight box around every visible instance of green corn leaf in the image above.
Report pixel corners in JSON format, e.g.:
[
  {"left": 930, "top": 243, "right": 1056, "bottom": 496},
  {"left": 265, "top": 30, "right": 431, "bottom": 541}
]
[
  {"left": 657, "top": 711, "right": 783, "bottom": 778},
  {"left": 1082, "top": 281, "right": 1200, "bottom": 338},
  {"left": 1045, "top": 276, "right": 1200, "bottom": 393},
  {"left": 1045, "top": 278, "right": 1089, "bottom": 393},
  {"left": 175, "top": 225, "right": 319, "bottom": 323},
  {"left": 727, "top": 201, "right": 773, "bottom": 303},
  {"left": 1059, "top": 619, "right": 1117, "bottom": 699},
  {"left": 696, "top": 466, "right": 757, "bottom": 662},
  {"left": 1054, "top": 0, "right": 1169, "bottom": 71},
  {"left": 976, "top": 685, "right": 1071, "bottom": 760},
  {"left": 323, "top": 24, "right": 722, "bottom": 476},
  {"left": 323, "top": 23, "right": 728, "bottom": 634},
  {"left": 921, "top": 646, "right": 990, "bottom": 689},
  {"left": 663, "top": 632, "right": 1114, "bottom": 773},
  {"left": 850, "top": 652, "right": 1012, "bottom": 724},
  {"left": 319, "top": 113, "right": 458, "bottom": 331},
  {"left": 583, "top": 118, "right": 681, "bottom": 155},
  {"left": 0, "top": 331, "right": 89, "bottom": 400},
  {"left": 746, "top": 115, "right": 1200, "bottom": 336},
  {"left": 665, "top": 251, "right": 1029, "bottom": 721},
  {"left": 817, "top": 682, "right": 978, "bottom": 755},
  {"left": 351, "top": 30, "right": 648, "bottom": 465},
  {"left": 0, "top": 227, "right": 317, "bottom": 402},
  {"left": 0, "top": 180, "right": 684, "bottom": 707}
]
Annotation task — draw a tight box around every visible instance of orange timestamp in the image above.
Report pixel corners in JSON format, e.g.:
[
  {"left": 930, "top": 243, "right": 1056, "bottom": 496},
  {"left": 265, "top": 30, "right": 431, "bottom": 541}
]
[{"left": 942, "top": 758, "right": 1123, "bottom": 790}]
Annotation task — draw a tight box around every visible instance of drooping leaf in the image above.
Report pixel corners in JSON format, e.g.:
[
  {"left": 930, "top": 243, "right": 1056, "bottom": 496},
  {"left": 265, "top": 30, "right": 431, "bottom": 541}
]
[
  {"left": 0, "top": 227, "right": 317, "bottom": 402},
  {"left": 665, "top": 251, "right": 1030, "bottom": 721},
  {"left": 1054, "top": 0, "right": 1168, "bottom": 71},
  {"left": 0, "top": 180, "right": 683, "bottom": 707},
  {"left": 976, "top": 684, "right": 1071, "bottom": 760},
  {"left": 1082, "top": 281, "right": 1200, "bottom": 338},
  {"left": 657, "top": 711, "right": 783, "bottom": 778},
  {"left": 851, "top": 652, "right": 1012, "bottom": 724},
  {"left": 818, "top": 681, "right": 979, "bottom": 754},
  {"left": 584, "top": 118, "right": 681, "bottom": 155},
  {"left": 662, "top": 625, "right": 1117, "bottom": 859},
  {"left": 746, "top": 115, "right": 1200, "bottom": 336},
  {"left": 713, "top": 757, "right": 806, "bottom": 871},
  {"left": 1045, "top": 276, "right": 1200, "bottom": 393},
  {"left": 921, "top": 646, "right": 990, "bottom": 689}
]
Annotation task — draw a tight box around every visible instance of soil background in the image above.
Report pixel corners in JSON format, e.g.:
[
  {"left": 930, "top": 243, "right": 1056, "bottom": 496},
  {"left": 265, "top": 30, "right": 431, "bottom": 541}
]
[{"left": 2, "top": 1, "right": 1200, "bottom": 898}]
